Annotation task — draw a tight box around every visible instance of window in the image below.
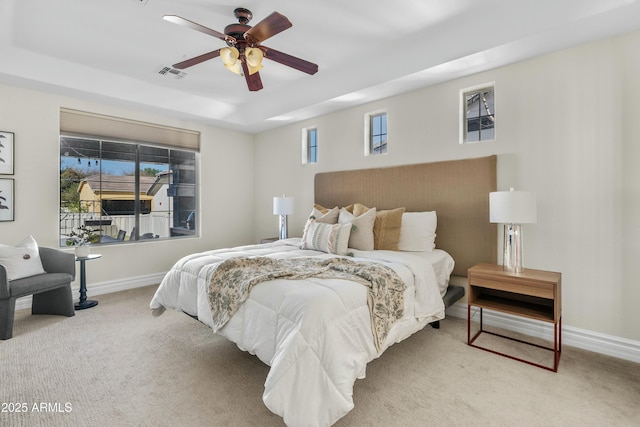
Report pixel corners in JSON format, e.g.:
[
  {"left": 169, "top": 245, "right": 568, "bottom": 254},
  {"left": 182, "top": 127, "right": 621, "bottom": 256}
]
[
  {"left": 302, "top": 127, "right": 318, "bottom": 164},
  {"left": 365, "top": 111, "right": 387, "bottom": 155},
  {"left": 59, "top": 136, "right": 197, "bottom": 245},
  {"left": 461, "top": 84, "right": 495, "bottom": 143}
]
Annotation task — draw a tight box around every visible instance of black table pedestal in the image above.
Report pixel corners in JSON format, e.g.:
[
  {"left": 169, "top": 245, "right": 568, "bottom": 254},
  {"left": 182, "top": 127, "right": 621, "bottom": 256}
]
[{"left": 74, "top": 254, "right": 101, "bottom": 310}]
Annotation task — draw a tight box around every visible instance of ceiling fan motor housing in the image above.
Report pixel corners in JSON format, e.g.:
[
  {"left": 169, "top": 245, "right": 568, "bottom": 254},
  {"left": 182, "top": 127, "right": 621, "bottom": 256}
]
[
  {"left": 224, "top": 23, "right": 252, "bottom": 42},
  {"left": 233, "top": 7, "right": 252, "bottom": 24},
  {"left": 225, "top": 8, "right": 254, "bottom": 46}
]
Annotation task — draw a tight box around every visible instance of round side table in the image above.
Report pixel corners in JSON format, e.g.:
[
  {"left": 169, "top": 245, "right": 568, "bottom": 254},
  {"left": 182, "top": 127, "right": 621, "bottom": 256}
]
[{"left": 75, "top": 253, "right": 101, "bottom": 310}]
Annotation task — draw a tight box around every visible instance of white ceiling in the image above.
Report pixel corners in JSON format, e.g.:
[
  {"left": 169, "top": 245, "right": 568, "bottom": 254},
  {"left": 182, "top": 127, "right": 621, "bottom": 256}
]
[{"left": 2, "top": 0, "right": 640, "bottom": 133}]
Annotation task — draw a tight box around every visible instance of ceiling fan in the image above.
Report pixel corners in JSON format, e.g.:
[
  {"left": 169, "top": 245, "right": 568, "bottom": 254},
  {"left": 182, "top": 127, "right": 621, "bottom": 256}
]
[{"left": 163, "top": 8, "right": 318, "bottom": 91}]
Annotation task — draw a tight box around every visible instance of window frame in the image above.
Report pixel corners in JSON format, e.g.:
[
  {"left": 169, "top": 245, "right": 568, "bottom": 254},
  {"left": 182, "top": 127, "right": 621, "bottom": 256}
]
[
  {"left": 301, "top": 126, "right": 318, "bottom": 164},
  {"left": 364, "top": 109, "right": 388, "bottom": 156},
  {"left": 460, "top": 83, "right": 495, "bottom": 144},
  {"left": 59, "top": 134, "right": 198, "bottom": 246}
]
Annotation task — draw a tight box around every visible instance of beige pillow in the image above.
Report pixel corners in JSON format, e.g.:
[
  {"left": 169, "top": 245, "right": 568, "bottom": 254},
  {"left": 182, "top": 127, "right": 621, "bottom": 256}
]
[
  {"left": 354, "top": 203, "right": 405, "bottom": 250},
  {"left": 310, "top": 205, "right": 339, "bottom": 224},
  {"left": 338, "top": 207, "right": 376, "bottom": 251},
  {"left": 314, "top": 203, "right": 330, "bottom": 214},
  {"left": 315, "top": 203, "right": 354, "bottom": 213}
]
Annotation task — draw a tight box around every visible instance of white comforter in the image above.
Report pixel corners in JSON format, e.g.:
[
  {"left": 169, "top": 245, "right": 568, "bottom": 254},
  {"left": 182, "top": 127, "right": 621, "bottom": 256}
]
[{"left": 150, "top": 238, "right": 453, "bottom": 427}]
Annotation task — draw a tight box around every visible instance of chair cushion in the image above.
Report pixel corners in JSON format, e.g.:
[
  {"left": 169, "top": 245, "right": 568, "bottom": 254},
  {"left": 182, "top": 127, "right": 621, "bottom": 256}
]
[{"left": 9, "top": 273, "right": 74, "bottom": 298}]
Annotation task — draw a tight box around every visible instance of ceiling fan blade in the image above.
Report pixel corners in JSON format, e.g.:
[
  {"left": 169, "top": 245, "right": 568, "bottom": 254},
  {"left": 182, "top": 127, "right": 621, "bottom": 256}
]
[
  {"left": 262, "top": 47, "right": 318, "bottom": 75},
  {"left": 241, "top": 60, "right": 263, "bottom": 91},
  {"left": 173, "top": 49, "right": 221, "bottom": 69},
  {"left": 163, "top": 15, "right": 228, "bottom": 42},
  {"left": 244, "top": 12, "right": 292, "bottom": 44}
]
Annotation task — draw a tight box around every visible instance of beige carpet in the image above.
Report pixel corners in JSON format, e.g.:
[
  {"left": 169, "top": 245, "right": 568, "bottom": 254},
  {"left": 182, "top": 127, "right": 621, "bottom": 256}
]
[{"left": 1, "top": 285, "right": 639, "bottom": 427}]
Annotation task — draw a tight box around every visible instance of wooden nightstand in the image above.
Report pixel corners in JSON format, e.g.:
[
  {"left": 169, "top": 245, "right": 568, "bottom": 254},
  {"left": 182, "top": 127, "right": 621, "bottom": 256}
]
[{"left": 467, "top": 263, "right": 562, "bottom": 372}]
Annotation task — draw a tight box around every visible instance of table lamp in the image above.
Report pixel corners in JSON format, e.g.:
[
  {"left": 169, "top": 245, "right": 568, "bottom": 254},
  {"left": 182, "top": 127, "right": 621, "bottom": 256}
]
[
  {"left": 273, "top": 195, "right": 295, "bottom": 240},
  {"left": 490, "top": 188, "right": 537, "bottom": 273}
]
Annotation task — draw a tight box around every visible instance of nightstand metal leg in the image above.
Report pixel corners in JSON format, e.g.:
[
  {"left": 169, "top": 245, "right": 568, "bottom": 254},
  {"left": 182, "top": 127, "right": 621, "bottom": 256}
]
[
  {"left": 468, "top": 306, "right": 561, "bottom": 372},
  {"left": 468, "top": 306, "right": 484, "bottom": 345}
]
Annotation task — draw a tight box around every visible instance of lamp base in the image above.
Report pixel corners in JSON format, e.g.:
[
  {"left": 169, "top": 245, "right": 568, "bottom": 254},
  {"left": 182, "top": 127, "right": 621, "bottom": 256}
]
[
  {"left": 278, "top": 215, "right": 288, "bottom": 240},
  {"left": 503, "top": 224, "right": 524, "bottom": 273}
]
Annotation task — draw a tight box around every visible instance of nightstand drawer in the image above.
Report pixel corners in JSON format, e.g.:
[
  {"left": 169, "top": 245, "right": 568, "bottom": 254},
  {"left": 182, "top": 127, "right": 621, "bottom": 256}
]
[
  {"left": 469, "top": 287, "right": 555, "bottom": 321},
  {"left": 469, "top": 275, "right": 556, "bottom": 300}
]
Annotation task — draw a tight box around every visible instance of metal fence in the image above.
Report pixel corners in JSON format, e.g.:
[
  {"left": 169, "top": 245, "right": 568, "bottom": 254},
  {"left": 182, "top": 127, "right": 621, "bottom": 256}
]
[{"left": 59, "top": 212, "right": 172, "bottom": 245}]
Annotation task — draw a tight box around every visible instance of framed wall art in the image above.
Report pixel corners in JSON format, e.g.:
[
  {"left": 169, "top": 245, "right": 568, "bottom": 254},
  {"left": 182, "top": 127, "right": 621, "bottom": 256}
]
[
  {"left": 0, "top": 131, "right": 14, "bottom": 174},
  {"left": 0, "top": 178, "right": 14, "bottom": 221}
]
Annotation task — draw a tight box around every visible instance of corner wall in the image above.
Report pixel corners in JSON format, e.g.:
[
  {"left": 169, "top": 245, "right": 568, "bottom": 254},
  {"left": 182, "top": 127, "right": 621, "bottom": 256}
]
[
  {"left": 253, "top": 30, "right": 640, "bottom": 343},
  {"left": 0, "top": 84, "right": 255, "bottom": 288}
]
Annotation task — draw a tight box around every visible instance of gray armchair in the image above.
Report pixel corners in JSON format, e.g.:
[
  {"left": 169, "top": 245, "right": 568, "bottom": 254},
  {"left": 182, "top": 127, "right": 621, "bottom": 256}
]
[{"left": 0, "top": 247, "right": 76, "bottom": 340}]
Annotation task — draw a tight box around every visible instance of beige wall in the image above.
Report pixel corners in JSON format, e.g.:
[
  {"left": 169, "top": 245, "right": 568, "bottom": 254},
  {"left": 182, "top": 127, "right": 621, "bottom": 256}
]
[
  {"left": 1, "top": 30, "right": 638, "bottom": 344},
  {"left": 253, "top": 31, "right": 640, "bottom": 342},
  {"left": 0, "top": 84, "right": 255, "bottom": 286}
]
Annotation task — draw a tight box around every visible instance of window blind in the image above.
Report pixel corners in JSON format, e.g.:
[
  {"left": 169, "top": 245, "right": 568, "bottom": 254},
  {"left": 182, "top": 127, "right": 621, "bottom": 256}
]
[{"left": 60, "top": 108, "right": 200, "bottom": 151}]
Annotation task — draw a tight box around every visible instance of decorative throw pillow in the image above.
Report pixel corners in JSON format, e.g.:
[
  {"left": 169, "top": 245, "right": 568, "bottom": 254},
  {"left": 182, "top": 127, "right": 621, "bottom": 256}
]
[
  {"left": 0, "top": 235, "right": 46, "bottom": 281},
  {"left": 314, "top": 203, "right": 330, "bottom": 214},
  {"left": 398, "top": 211, "right": 437, "bottom": 252},
  {"left": 300, "top": 219, "right": 352, "bottom": 255},
  {"left": 354, "top": 203, "right": 405, "bottom": 250},
  {"left": 338, "top": 207, "right": 376, "bottom": 251},
  {"left": 309, "top": 205, "right": 340, "bottom": 224}
]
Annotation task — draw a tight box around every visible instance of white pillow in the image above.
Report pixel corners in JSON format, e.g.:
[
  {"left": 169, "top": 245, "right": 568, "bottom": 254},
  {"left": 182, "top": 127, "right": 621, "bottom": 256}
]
[
  {"left": 301, "top": 219, "right": 352, "bottom": 256},
  {"left": 398, "top": 211, "right": 437, "bottom": 252},
  {"left": 309, "top": 206, "right": 339, "bottom": 224},
  {"left": 0, "top": 235, "right": 47, "bottom": 281},
  {"left": 338, "top": 207, "right": 376, "bottom": 251}
]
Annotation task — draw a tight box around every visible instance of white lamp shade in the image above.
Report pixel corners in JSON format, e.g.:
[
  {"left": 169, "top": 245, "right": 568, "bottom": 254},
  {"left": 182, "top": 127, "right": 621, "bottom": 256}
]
[
  {"left": 273, "top": 196, "right": 295, "bottom": 215},
  {"left": 490, "top": 189, "right": 537, "bottom": 224}
]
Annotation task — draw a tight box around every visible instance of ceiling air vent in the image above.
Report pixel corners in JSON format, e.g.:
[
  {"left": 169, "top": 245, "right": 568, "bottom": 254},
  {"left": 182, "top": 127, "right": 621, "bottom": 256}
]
[{"left": 158, "top": 66, "right": 187, "bottom": 79}]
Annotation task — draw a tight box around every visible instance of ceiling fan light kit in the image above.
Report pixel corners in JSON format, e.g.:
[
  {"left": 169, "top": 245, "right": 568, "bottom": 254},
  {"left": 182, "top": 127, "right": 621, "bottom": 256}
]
[
  {"left": 220, "top": 47, "right": 241, "bottom": 75},
  {"left": 163, "top": 7, "right": 318, "bottom": 91},
  {"left": 245, "top": 48, "right": 264, "bottom": 75}
]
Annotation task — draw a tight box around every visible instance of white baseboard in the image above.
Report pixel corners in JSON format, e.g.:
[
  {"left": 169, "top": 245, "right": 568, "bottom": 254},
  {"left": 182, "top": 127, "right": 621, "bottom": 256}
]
[
  {"left": 446, "top": 304, "right": 640, "bottom": 364},
  {"left": 15, "top": 272, "right": 166, "bottom": 311},
  {"left": 16, "top": 278, "right": 640, "bottom": 365}
]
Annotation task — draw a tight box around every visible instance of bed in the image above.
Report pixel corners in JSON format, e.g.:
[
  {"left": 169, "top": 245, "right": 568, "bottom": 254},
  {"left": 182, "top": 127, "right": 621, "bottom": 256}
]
[{"left": 150, "top": 155, "right": 497, "bottom": 427}]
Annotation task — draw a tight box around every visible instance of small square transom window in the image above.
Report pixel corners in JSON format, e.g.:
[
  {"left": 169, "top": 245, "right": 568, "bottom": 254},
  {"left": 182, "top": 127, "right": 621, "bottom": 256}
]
[
  {"left": 365, "top": 111, "right": 387, "bottom": 155},
  {"left": 302, "top": 127, "right": 318, "bottom": 164},
  {"left": 461, "top": 85, "right": 495, "bottom": 143}
]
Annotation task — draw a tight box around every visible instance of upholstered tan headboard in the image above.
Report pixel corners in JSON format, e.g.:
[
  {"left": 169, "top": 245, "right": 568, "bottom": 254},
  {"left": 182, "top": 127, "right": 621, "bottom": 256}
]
[{"left": 314, "top": 156, "right": 497, "bottom": 276}]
